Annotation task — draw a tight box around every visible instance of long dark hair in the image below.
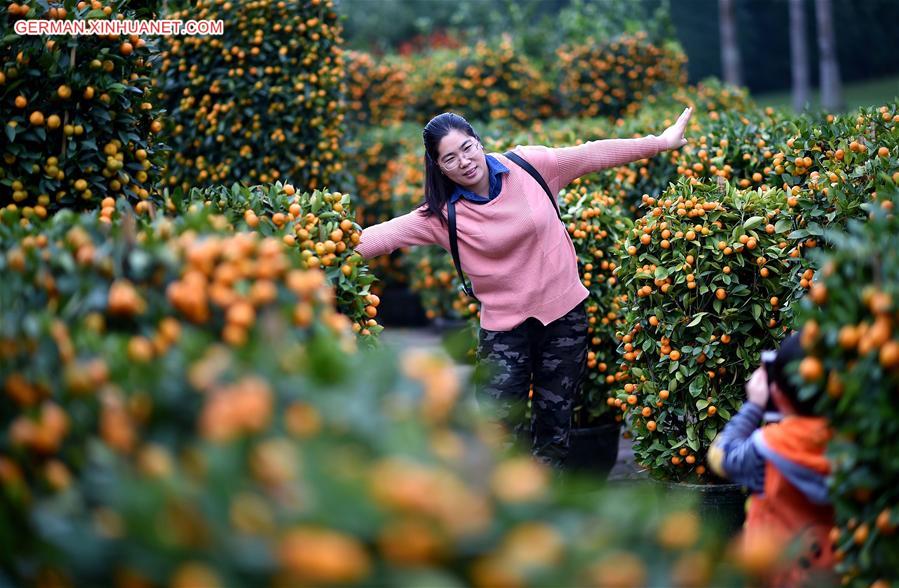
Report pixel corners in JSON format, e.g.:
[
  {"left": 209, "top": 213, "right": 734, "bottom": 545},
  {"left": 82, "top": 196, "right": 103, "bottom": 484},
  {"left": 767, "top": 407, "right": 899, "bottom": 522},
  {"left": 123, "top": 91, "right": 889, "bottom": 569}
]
[{"left": 419, "top": 112, "right": 482, "bottom": 227}]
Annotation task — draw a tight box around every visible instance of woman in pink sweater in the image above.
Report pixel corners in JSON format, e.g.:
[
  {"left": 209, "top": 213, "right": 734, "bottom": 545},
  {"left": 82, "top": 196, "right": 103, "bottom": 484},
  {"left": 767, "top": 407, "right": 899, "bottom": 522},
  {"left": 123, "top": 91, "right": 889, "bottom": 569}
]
[{"left": 355, "top": 109, "right": 692, "bottom": 467}]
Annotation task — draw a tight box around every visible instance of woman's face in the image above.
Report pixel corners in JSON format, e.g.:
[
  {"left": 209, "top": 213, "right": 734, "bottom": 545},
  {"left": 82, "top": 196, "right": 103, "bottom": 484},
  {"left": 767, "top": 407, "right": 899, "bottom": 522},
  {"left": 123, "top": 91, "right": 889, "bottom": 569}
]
[{"left": 436, "top": 129, "right": 487, "bottom": 188}]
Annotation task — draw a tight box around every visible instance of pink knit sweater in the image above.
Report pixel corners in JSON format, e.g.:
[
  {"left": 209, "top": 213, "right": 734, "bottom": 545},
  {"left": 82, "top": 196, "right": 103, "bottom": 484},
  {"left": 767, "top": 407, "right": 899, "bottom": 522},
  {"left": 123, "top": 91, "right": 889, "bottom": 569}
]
[{"left": 355, "top": 135, "right": 667, "bottom": 331}]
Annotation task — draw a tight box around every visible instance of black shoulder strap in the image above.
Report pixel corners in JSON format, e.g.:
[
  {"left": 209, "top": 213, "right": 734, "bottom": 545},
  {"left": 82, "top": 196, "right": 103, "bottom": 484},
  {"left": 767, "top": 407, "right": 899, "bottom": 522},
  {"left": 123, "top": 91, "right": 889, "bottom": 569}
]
[
  {"left": 503, "top": 150, "right": 562, "bottom": 222},
  {"left": 447, "top": 199, "right": 477, "bottom": 300}
]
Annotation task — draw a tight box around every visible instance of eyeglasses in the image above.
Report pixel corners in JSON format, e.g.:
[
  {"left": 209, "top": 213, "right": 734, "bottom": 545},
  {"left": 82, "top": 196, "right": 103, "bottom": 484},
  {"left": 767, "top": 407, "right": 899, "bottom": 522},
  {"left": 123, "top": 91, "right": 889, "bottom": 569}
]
[{"left": 439, "top": 142, "right": 479, "bottom": 171}]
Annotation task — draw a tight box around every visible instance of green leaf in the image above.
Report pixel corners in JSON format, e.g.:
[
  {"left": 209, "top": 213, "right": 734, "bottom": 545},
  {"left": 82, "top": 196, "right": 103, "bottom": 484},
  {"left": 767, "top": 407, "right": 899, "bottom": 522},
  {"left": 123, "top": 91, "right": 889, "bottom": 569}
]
[
  {"left": 686, "top": 312, "right": 707, "bottom": 327},
  {"left": 686, "top": 425, "right": 699, "bottom": 452},
  {"left": 688, "top": 377, "right": 704, "bottom": 397},
  {"left": 742, "top": 216, "right": 765, "bottom": 230},
  {"left": 774, "top": 219, "right": 793, "bottom": 233},
  {"left": 695, "top": 399, "right": 710, "bottom": 410},
  {"left": 4, "top": 124, "right": 15, "bottom": 143}
]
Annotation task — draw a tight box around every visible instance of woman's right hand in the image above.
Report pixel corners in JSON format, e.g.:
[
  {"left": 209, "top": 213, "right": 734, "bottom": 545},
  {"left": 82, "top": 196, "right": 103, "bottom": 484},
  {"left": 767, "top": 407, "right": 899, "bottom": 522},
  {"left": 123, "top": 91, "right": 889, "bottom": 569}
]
[{"left": 657, "top": 107, "right": 692, "bottom": 151}]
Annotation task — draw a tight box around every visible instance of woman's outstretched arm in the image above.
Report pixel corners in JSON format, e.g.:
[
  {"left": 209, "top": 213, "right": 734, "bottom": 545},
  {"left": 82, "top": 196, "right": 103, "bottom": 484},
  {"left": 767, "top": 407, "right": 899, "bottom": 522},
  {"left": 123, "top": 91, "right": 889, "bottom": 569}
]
[
  {"left": 554, "top": 106, "right": 692, "bottom": 187},
  {"left": 515, "top": 107, "right": 693, "bottom": 193},
  {"left": 354, "top": 205, "right": 441, "bottom": 259}
]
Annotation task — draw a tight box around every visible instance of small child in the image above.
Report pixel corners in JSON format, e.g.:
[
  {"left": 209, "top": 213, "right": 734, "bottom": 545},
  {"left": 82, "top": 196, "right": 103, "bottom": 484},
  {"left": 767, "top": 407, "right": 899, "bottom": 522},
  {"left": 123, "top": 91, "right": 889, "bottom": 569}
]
[{"left": 708, "top": 332, "right": 836, "bottom": 586}]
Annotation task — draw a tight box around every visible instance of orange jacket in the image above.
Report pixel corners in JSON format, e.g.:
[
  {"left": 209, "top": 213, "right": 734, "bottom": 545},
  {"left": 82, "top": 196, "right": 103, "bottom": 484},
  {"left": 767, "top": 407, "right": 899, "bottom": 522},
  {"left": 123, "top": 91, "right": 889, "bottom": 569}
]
[{"left": 743, "top": 416, "right": 836, "bottom": 586}]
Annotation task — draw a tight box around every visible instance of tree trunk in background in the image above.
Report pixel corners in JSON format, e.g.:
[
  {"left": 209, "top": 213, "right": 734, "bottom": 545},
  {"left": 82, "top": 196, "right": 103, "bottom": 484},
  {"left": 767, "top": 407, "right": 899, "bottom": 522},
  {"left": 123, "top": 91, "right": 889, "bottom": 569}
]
[
  {"left": 789, "top": 0, "right": 810, "bottom": 111},
  {"left": 718, "top": 0, "right": 743, "bottom": 87},
  {"left": 815, "top": 0, "right": 844, "bottom": 111}
]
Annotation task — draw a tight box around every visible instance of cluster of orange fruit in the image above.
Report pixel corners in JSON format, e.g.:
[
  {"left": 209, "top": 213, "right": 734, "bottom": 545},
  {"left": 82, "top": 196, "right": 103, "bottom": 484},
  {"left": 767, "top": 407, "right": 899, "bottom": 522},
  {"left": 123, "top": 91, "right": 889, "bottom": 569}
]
[
  {"left": 165, "top": 183, "right": 382, "bottom": 337},
  {"left": 407, "top": 34, "right": 554, "bottom": 127},
  {"left": 406, "top": 251, "right": 462, "bottom": 321},
  {"left": 343, "top": 127, "right": 421, "bottom": 288},
  {"left": 556, "top": 32, "right": 688, "bottom": 120},
  {"left": 1, "top": 2, "right": 162, "bottom": 209},
  {"left": 557, "top": 179, "right": 635, "bottom": 423},
  {"left": 345, "top": 51, "right": 411, "bottom": 128},
  {"left": 158, "top": 0, "right": 345, "bottom": 191}
]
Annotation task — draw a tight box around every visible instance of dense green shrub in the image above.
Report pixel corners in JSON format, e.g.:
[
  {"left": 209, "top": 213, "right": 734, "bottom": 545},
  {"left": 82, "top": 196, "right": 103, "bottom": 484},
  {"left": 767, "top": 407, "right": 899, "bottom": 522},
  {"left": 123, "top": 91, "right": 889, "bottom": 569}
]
[
  {"left": 158, "top": 0, "right": 345, "bottom": 192},
  {"left": 794, "top": 190, "right": 899, "bottom": 587},
  {"left": 405, "top": 35, "right": 554, "bottom": 128},
  {"left": 614, "top": 179, "right": 804, "bottom": 482},
  {"left": 556, "top": 32, "right": 687, "bottom": 120}
]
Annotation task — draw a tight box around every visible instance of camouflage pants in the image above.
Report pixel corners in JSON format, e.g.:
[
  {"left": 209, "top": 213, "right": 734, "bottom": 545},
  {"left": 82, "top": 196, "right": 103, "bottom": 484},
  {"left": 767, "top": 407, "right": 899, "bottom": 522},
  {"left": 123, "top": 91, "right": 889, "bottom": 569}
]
[{"left": 475, "top": 300, "right": 588, "bottom": 468}]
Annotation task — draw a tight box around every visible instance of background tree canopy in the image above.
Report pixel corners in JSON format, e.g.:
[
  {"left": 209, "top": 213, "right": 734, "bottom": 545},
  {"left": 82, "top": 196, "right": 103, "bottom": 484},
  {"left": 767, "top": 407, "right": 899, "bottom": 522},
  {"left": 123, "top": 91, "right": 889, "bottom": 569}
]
[{"left": 337, "top": 0, "right": 899, "bottom": 94}]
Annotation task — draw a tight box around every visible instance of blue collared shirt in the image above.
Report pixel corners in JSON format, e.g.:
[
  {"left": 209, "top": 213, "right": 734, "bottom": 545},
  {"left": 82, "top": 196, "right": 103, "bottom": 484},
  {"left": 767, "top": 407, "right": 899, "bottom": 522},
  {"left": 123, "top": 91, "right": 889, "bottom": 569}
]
[{"left": 449, "top": 154, "right": 509, "bottom": 204}]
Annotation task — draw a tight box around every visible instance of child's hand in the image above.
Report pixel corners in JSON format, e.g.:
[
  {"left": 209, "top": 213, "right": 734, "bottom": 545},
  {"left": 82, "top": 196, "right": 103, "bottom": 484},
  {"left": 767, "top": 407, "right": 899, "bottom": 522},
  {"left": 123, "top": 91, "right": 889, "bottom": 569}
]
[{"left": 745, "top": 366, "right": 770, "bottom": 408}]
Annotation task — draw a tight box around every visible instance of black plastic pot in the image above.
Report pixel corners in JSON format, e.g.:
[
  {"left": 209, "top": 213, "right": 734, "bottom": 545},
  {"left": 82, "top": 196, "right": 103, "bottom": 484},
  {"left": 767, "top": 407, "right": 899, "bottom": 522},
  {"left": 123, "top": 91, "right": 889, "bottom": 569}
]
[
  {"left": 565, "top": 421, "right": 622, "bottom": 479},
  {"left": 653, "top": 480, "right": 749, "bottom": 538},
  {"left": 375, "top": 284, "right": 429, "bottom": 327}
]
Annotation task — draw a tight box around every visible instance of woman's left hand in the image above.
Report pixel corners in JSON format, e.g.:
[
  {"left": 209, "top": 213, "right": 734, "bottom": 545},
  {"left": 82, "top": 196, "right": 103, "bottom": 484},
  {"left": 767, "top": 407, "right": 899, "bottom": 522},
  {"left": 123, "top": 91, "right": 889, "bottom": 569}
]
[{"left": 657, "top": 106, "right": 693, "bottom": 151}]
